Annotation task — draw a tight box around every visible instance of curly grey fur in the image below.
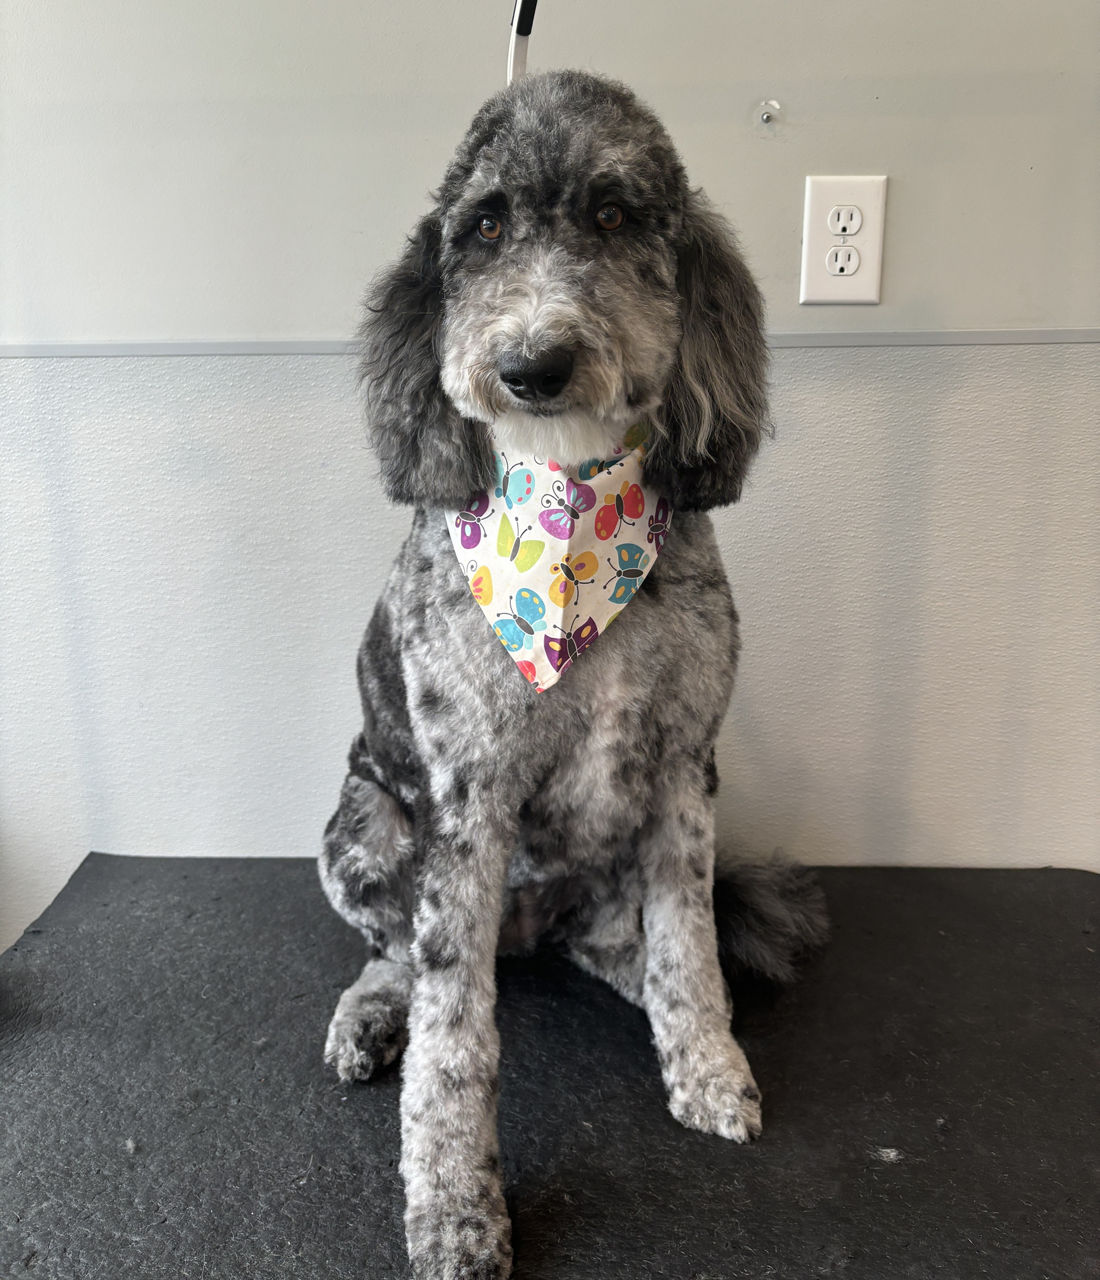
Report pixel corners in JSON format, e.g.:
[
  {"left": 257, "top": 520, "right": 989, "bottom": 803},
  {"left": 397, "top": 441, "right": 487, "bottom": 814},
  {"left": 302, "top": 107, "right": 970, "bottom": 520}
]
[
  {"left": 322, "top": 69, "right": 824, "bottom": 1280},
  {"left": 358, "top": 70, "right": 769, "bottom": 504}
]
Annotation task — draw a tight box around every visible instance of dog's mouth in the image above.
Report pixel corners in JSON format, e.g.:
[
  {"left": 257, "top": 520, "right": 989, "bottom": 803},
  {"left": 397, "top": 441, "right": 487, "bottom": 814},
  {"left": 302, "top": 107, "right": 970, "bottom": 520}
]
[{"left": 500, "top": 393, "right": 567, "bottom": 418}]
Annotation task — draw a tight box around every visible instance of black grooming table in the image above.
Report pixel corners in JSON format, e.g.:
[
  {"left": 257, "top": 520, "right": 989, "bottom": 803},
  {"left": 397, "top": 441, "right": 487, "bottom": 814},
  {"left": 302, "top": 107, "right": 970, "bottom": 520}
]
[{"left": 1, "top": 856, "right": 1096, "bottom": 1280}]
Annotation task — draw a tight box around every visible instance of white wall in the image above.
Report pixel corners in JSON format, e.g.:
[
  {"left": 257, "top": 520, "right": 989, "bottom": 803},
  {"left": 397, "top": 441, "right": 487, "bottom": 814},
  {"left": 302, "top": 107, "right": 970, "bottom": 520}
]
[
  {"left": 3, "top": 344, "right": 1098, "bottom": 949},
  {"left": 2, "top": 1, "right": 1098, "bottom": 949}
]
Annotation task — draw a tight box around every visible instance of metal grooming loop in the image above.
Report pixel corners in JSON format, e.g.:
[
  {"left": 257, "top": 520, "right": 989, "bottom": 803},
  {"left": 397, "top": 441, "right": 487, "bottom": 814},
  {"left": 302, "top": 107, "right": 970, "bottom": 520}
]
[{"left": 508, "top": 0, "right": 539, "bottom": 84}]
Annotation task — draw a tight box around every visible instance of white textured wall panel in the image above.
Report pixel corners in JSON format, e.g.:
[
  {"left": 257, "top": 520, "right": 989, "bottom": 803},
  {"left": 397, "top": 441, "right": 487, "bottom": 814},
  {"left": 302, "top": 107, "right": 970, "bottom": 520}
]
[
  {"left": 2, "top": 344, "right": 1098, "bottom": 947},
  {"left": 716, "top": 344, "right": 1100, "bottom": 870}
]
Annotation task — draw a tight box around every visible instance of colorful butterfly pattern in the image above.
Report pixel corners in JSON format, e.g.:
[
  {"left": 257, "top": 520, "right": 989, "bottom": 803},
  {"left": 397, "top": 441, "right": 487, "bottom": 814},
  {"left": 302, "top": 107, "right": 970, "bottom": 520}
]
[
  {"left": 577, "top": 456, "right": 614, "bottom": 481},
  {"left": 494, "top": 454, "right": 536, "bottom": 510},
  {"left": 577, "top": 423, "right": 652, "bottom": 480},
  {"left": 493, "top": 589, "right": 547, "bottom": 652},
  {"left": 544, "top": 616, "right": 599, "bottom": 674},
  {"left": 594, "top": 480, "right": 645, "bottom": 541},
  {"left": 497, "top": 514, "right": 545, "bottom": 573},
  {"left": 646, "top": 497, "right": 672, "bottom": 553},
  {"left": 468, "top": 562, "right": 493, "bottom": 606},
  {"left": 604, "top": 543, "right": 650, "bottom": 605},
  {"left": 455, "top": 492, "right": 493, "bottom": 550},
  {"left": 621, "top": 421, "right": 652, "bottom": 452},
  {"left": 445, "top": 436, "right": 671, "bottom": 691},
  {"left": 516, "top": 659, "right": 540, "bottom": 687},
  {"left": 539, "top": 476, "right": 597, "bottom": 540},
  {"left": 549, "top": 551, "right": 599, "bottom": 609}
]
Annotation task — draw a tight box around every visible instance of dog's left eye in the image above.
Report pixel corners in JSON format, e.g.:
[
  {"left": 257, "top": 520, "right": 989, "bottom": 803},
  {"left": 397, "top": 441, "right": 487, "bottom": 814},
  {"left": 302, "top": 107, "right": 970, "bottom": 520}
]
[
  {"left": 477, "top": 215, "right": 504, "bottom": 242},
  {"left": 595, "top": 204, "right": 626, "bottom": 232}
]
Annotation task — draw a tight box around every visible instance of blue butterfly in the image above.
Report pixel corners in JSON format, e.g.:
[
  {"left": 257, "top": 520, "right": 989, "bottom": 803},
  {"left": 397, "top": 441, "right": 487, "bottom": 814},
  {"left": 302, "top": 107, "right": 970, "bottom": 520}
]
[
  {"left": 493, "top": 589, "right": 547, "bottom": 652},
  {"left": 494, "top": 454, "right": 536, "bottom": 510},
  {"left": 603, "top": 543, "right": 650, "bottom": 605}
]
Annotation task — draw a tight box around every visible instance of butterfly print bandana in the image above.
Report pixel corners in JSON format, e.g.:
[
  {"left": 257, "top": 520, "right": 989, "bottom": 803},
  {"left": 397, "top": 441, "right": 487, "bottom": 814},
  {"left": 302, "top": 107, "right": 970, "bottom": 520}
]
[{"left": 445, "top": 425, "right": 673, "bottom": 692}]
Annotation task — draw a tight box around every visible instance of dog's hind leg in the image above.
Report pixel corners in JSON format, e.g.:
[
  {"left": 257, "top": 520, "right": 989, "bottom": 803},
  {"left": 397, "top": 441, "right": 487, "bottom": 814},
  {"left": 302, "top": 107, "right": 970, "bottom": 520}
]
[
  {"left": 563, "top": 875, "right": 648, "bottom": 1007},
  {"left": 325, "top": 954, "right": 413, "bottom": 1083},
  {"left": 319, "top": 766, "right": 417, "bottom": 1082}
]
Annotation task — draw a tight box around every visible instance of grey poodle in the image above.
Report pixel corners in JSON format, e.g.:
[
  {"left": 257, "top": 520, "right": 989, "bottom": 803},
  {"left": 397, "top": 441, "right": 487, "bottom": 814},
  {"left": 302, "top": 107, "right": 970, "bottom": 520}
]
[{"left": 318, "top": 69, "right": 827, "bottom": 1280}]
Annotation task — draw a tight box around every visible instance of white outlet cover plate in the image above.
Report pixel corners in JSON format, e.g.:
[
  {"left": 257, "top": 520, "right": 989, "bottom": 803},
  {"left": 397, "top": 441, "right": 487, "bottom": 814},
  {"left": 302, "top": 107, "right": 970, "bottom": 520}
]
[{"left": 800, "top": 175, "right": 887, "bottom": 305}]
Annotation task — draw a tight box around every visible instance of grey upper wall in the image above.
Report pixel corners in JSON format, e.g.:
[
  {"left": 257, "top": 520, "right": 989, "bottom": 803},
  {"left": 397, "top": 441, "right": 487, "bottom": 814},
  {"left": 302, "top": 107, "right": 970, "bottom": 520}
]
[{"left": 1, "top": 0, "right": 1097, "bottom": 345}]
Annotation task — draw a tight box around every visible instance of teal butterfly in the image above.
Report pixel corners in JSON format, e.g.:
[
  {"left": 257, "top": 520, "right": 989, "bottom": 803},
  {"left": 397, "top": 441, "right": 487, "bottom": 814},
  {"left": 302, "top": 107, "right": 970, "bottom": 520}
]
[
  {"left": 493, "top": 589, "right": 548, "bottom": 652},
  {"left": 603, "top": 543, "right": 650, "bottom": 605}
]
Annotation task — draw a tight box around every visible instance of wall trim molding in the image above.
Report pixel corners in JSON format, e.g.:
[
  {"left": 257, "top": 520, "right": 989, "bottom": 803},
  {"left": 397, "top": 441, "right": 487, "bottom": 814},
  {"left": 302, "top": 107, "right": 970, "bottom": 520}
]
[
  {"left": 1, "top": 329, "right": 1097, "bottom": 359},
  {"left": 768, "top": 328, "right": 1099, "bottom": 349}
]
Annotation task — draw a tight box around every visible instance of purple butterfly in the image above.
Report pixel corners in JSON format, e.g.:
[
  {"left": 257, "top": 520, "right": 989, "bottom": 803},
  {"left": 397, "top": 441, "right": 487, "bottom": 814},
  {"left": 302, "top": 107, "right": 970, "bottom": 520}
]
[
  {"left": 538, "top": 476, "right": 597, "bottom": 540},
  {"left": 455, "top": 491, "right": 493, "bottom": 550},
  {"left": 544, "top": 616, "right": 599, "bottom": 674},
  {"left": 646, "top": 497, "right": 672, "bottom": 553}
]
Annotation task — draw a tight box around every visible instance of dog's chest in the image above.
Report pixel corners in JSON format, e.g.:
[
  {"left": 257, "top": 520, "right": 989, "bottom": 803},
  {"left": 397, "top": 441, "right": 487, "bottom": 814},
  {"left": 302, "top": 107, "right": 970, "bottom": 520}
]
[
  {"left": 394, "top": 509, "right": 738, "bottom": 848},
  {"left": 523, "top": 663, "right": 648, "bottom": 863}
]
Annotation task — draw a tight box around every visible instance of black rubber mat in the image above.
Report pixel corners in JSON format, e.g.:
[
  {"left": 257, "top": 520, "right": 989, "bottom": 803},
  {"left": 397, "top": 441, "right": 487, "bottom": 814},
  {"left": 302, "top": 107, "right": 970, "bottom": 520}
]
[{"left": 1, "top": 855, "right": 1096, "bottom": 1279}]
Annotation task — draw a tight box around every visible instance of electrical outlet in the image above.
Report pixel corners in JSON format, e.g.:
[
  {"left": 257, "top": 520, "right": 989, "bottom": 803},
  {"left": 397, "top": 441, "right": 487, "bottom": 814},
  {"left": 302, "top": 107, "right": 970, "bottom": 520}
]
[
  {"left": 826, "top": 245, "right": 861, "bottom": 276},
  {"left": 827, "top": 205, "right": 863, "bottom": 236},
  {"left": 800, "top": 175, "right": 887, "bottom": 305}
]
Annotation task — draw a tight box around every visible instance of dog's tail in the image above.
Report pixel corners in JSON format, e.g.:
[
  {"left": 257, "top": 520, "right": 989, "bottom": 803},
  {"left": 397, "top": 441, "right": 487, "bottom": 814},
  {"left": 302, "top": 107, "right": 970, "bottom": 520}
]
[{"left": 713, "top": 853, "right": 830, "bottom": 984}]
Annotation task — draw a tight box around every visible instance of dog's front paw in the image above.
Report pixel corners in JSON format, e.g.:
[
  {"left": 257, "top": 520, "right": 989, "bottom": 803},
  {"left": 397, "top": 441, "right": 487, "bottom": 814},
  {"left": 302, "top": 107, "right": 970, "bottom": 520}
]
[
  {"left": 406, "top": 1197, "right": 512, "bottom": 1280},
  {"left": 665, "top": 1040, "right": 763, "bottom": 1143},
  {"left": 323, "top": 1000, "right": 407, "bottom": 1083}
]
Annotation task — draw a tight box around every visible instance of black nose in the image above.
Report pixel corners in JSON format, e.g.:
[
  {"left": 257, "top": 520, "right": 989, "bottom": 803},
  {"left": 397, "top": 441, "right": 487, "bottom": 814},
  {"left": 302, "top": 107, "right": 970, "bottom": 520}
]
[{"left": 499, "top": 349, "right": 574, "bottom": 402}]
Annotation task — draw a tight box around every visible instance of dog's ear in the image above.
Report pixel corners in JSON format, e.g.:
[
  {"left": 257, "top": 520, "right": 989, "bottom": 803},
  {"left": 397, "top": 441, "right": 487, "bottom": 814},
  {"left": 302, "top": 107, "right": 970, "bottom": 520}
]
[
  {"left": 645, "top": 193, "right": 769, "bottom": 511},
  {"left": 358, "top": 213, "right": 492, "bottom": 507}
]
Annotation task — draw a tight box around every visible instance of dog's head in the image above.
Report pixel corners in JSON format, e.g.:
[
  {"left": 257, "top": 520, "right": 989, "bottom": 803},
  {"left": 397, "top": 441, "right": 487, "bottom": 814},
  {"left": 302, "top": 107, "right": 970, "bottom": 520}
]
[{"left": 360, "top": 70, "right": 768, "bottom": 511}]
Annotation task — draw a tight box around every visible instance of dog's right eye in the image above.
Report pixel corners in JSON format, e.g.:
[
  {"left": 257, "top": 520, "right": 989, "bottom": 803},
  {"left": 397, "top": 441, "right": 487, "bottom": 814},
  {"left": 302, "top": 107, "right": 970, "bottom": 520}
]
[
  {"left": 477, "top": 215, "right": 503, "bottom": 242},
  {"left": 595, "top": 203, "right": 626, "bottom": 232}
]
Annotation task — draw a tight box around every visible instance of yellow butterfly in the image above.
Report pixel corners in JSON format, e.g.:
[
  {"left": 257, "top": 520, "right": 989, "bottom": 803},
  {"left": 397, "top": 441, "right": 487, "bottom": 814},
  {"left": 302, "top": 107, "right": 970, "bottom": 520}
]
[
  {"left": 622, "top": 421, "right": 651, "bottom": 453},
  {"left": 469, "top": 563, "right": 493, "bottom": 606},
  {"left": 497, "top": 513, "right": 545, "bottom": 574},
  {"left": 549, "top": 551, "right": 599, "bottom": 608}
]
